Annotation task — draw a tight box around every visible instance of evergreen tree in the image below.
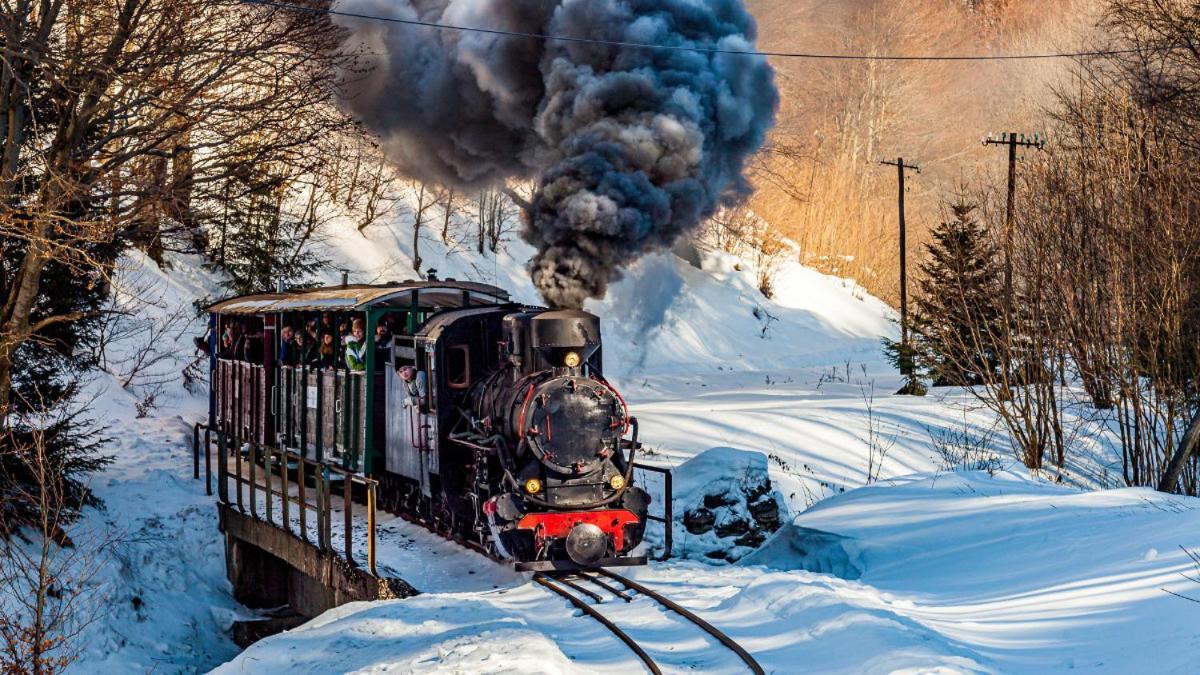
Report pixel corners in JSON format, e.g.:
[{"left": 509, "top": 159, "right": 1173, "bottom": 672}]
[
  {"left": 908, "top": 198, "right": 1005, "bottom": 387},
  {"left": 205, "top": 163, "right": 328, "bottom": 296}
]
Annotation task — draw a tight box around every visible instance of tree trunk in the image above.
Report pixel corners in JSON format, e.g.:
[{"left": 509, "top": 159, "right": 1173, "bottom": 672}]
[
  {"left": 441, "top": 187, "right": 454, "bottom": 243},
  {"left": 0, "top": 235, "right": 49, "bottom": 416},
  {"left": 411, "top": 183, "right": 424, "bottom": 273},
  {"left": 1157, "top": 406, "right": 1200, "bottom": 493}
]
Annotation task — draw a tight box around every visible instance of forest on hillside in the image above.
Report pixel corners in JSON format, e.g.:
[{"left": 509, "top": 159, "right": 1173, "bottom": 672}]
[{"left": 746, "top": 0, "right": 1098, "bottom": 304}]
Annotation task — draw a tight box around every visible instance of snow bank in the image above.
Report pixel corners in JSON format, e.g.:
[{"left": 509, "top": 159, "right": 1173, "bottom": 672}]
[{"left": 219, "top": 471, "right": 1200, "bottom": 673}]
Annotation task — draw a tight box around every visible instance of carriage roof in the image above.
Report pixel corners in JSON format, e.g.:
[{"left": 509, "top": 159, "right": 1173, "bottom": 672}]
[{"left": 207, "top": 280, "right": 511, "bottom": 316}]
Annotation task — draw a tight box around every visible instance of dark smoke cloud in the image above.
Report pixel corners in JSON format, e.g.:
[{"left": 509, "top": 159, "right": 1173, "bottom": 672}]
[{"left": 336, "top": 0, "right": 777, "bottom": 308}]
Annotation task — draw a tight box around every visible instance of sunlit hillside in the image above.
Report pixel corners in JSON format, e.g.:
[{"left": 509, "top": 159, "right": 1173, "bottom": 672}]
[{"left": 745, "top": 0, "right": 1099, "bottom": 304}]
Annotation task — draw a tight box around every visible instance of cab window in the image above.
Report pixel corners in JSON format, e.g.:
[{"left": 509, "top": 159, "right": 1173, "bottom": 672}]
[{"left": 446, "top": 345, "right": 470, "bottom": 389}]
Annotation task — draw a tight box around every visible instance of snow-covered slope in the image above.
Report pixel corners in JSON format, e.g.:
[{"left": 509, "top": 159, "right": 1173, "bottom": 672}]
[{"left": 40, "top": 188, "right": 1188, "bottom": 674}]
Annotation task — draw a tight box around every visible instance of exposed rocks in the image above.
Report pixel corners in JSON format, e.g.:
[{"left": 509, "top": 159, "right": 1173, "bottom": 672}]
[
  {"left": 733, "top": 531, "right": 766, "bottom": 548},
  {"left": 704, "top": 492, "right": 737, "bottom": 509},
  {"left": 680, "top": 474, "right": 785, "bottom": 563},
  {"left": 715, "top": 516, "right": 751, "bottom": 538},
  {"left": 684, "top": 508, "right": 716, "bottom": 535},
  {"left": 748, "top": 493, "right": 780, "bottom": 531}
]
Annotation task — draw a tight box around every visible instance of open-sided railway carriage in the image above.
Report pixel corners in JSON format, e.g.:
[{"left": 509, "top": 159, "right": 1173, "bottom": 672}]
[{"left": 206, "top": 280, "right": 652, "bottom": 571}]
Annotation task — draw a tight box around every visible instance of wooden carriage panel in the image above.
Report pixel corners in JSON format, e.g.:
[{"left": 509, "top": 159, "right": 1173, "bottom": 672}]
[
  {"left": 255, "top": 365, "right": 268, "bottom": 445},
  {"left": 239, "top": 363, "right": 253, "bottom": 443},
  {"left": 321, "top": 370, "right": 339, "bottom": 458},
  {"left": 279, "top": 366, "right": 299, "bottom": 449}
]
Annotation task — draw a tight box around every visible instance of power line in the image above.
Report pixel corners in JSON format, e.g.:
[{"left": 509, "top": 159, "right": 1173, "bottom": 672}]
[{"left": 241, "top": 0, "right": 1146, "bottom": 63}]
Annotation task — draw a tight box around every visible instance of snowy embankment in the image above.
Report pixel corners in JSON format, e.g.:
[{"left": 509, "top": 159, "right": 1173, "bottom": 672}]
[{"left": 52, "top": 194, "right": 1197, "bottom": 673}]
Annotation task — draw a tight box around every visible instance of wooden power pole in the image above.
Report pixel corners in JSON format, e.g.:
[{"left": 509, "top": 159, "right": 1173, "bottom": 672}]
[
  {"left": 982, "top": 132, "right": 1046, "bottom": 307},
  {"left": 879, "top": 157, "right": 920, "bottom": 382}
]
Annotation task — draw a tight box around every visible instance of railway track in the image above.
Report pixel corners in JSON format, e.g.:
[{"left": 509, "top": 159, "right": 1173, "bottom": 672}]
[{"left": 533, "top": 569, "right": 764, "bottom": 675}]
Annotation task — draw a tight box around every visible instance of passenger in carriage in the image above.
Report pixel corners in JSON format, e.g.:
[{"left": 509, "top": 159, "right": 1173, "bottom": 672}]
[
  {"left": 318, "top": 333, "right": 336, "bottom": 369},
  {"left": 220, "top": 322, "right": 245, "bottom": 359},
  {"left": 219, "top": 325, "right": 235, "bottom": 358},
  {"left": 374, "top": 322, "right": 392, "bottom": 366},
  {"left": 279, "top": 325, "right": 296, "bottom": 365},
  {"left": 293, "top": 328, "right": 318, "bottom": 367},
  {"left": 241, "top": 330, "right": 263, "bottom": 362},
  {"left": 345, "top": 318, "right": 367, "bottom": 371}
]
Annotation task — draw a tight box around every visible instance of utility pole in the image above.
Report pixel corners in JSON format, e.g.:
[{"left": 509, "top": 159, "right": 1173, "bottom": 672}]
[
  {"left": 982, "top": 132, "right": 1046, "bottom": 307},
  {"left": 879, "top": 157, "right": 920, "bottom": 385}
]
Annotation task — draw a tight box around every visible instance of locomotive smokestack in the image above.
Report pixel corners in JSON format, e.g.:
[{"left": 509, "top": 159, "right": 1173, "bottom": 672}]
[{"left": 333, "top": 0, "right": 777, "bottom": 309}]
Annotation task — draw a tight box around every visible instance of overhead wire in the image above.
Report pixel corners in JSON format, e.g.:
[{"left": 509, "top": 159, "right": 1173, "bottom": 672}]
[{"left": 239, "top": 0, "right": 1147, "bottom": 63}]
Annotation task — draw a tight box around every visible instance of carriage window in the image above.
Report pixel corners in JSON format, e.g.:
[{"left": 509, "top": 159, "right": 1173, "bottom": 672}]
[{"left": 446, "top": 345, "right": 470, "bottom": 389}]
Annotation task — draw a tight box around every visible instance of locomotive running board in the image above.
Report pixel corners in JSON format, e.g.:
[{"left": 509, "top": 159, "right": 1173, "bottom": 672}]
[{"left": 515, "top": 556, "right": 648, "bottom": 573}]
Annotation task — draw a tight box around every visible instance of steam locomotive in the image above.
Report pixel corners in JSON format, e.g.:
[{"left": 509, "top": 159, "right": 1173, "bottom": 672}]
[{"left": 207, "top": 281, "right": 650, "bottom": 570}]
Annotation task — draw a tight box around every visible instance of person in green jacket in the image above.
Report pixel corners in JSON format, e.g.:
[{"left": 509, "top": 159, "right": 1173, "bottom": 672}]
[{"left": 344, "top": 318, "right": 367, "bottom": 371}]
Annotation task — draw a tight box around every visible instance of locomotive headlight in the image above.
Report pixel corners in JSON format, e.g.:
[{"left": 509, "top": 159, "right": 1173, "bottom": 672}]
[
  {"left": 609, "top": 474, "right": 626, "bottom": 490},
  {"left": 564, "top": 351, "right": 581, "bottom": 368},
  {"left": 524, "top": 478, "right": 543, "bottom": 495}
]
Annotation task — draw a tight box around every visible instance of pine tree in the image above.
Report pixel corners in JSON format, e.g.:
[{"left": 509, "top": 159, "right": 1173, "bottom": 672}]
[
  {"left": 206, "top": 163, "right": 328, "bottom": 296},
  {"left": 908, "top": 198, "right": 1005, "bottom": 387}
]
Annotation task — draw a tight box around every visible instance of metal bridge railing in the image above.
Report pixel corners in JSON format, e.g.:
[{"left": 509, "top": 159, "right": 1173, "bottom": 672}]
[{"left": 196, "top": 423, "right": 378, "bottom": 576}]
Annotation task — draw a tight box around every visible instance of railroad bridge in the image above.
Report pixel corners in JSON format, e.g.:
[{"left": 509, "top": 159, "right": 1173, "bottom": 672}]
[{"left": 194, "top": 426, "right": 417, "bottom": 643}]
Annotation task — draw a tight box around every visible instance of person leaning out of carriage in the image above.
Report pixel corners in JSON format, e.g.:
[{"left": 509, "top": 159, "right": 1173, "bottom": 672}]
[
  {"left": 396, "top": 364, "right": 427, "bottom": 411},
  {"left": 344, "top": 318, "right": 367, "bottom": 371}
]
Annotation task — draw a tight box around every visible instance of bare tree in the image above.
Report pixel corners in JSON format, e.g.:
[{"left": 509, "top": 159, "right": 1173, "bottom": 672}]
[
  {"left": 860, "top": 379, "right": 896, "bottom": 484},
  {"left": 89, "top": 265, "right": 199, "bottom": 414},
  {"left": 0, "top": 0, "right": 357, "bottom": 416},
  {"left": 355, "top": 163, "right": 399, "bottom": 234},
  {"left": 441, "top": 187, "right": 458, "bottom": 244},
  {"left": 474, "top": 186, "right": 518, "bottom": 254},
  {"left": 0, "top": 408, "right": 114, "bottom": 673},
  {"left": 406, "top": 180, "right": 442, "bottom": 274},
  {"left": 702, "top": 205, "right": 789, "bottom": 298}
]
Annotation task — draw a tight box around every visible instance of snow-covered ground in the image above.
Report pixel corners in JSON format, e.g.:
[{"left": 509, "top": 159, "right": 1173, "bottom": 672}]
[
  {"left": 36, "top": 193, "right": 1198, "bottom": 674},
  {"left": 216, "top": 470, "right": 1200, "bottom": 674}
]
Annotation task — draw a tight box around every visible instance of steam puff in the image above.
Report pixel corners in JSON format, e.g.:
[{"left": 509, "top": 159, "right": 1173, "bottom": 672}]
[{"left": 335, "top": 0, "right": 777, "bottom": 308}]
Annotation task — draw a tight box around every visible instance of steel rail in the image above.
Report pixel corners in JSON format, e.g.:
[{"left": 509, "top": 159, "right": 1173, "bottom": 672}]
[
  {"left": 549, "top": 574, "right": 605, "bottom": 604},
  {"left": 572, "top": 572, "right": 633, "bottom": 602},
  {"left": 597, "top": 569, "right": 765, "bottom": 675},
  {"left": 532, "top": 573, "right": 661, "bottom": 675}
]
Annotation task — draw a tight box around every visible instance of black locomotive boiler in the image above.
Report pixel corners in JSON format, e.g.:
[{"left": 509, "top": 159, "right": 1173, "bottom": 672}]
[{"left": 207, "top": 281, "right": 651, "bottom": 570}]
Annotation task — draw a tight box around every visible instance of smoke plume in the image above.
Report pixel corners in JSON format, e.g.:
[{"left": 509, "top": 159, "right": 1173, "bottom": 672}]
[{"left": 335, "top": 0, "right": 778, "bottom": 308}]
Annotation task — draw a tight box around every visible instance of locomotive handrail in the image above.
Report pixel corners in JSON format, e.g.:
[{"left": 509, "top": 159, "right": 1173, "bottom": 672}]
[
  {"left": 631, "top": 461, "right": 674, "bottom": 562},
  {"left": 209, "top": 428, "right": 379, "bottom": 577}
]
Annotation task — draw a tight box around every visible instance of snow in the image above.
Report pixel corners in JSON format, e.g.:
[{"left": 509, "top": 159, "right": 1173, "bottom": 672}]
[
  {"left": 218, "top": 470, "right": 1200, "bottom": 674},
  {"left": 25, "top": 187, "right": 1196, "bottom": 674}
]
